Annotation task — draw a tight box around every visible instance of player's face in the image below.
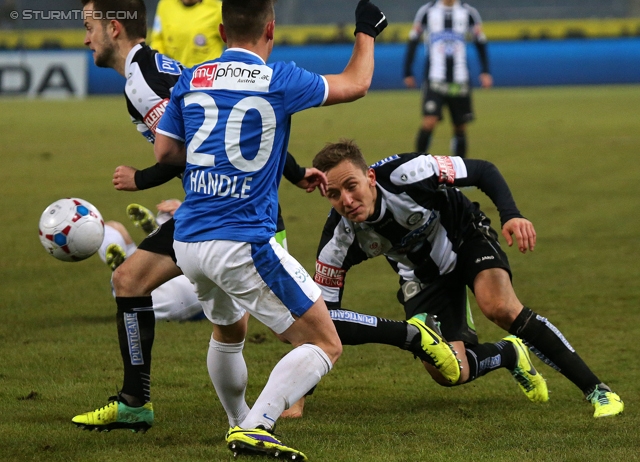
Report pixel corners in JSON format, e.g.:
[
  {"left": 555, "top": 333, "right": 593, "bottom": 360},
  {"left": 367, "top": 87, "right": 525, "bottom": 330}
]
[
  {"left": 83, "top": 3, "right": 116, "bottom": 68},
  {"left": 325, "top": 161, "right": 377, "bottom": 223}
]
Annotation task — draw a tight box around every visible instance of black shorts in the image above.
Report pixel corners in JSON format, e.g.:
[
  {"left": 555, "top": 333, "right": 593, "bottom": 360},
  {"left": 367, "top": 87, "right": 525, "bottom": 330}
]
[
  {"left": 421, "top": 80, "right": 474, "bottom": 126},
  {"left": 397, "top": 215, "right": 511, "bottom": 345},
  {"left": 137, "top": 218, "right": 176, "bottom": 262},
  {"left": 138, "top": 208, "right": 287, "bottom": 263}
]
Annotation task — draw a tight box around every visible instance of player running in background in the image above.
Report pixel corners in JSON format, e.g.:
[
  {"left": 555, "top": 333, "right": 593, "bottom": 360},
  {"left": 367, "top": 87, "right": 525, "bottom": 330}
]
[
  {"left": 311, "top": 139, "right": 623, "bottom": 419},
  {"left": 154, "top": 0, "right": 394, "bottom": 458},
  {"left": 403, "top": 0, "right": 492, "bottom": 157},
  {"left": 150, "top": 0, "right": 225, "bottom": 68}
]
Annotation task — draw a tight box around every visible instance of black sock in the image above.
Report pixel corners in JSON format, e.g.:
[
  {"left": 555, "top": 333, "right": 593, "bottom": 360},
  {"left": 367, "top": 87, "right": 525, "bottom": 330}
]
[
  {"left": 330, "top": 309, "right": 407, "bottom": 348},
  {"left": 451, "top": 133, "right": 467, "bottom": 157},
  {"left": 417, "top": 129, "right": 433, "bottom": 153},
  {"left": 116, "top": 296, "right": 155, "bottom": 404},
  {"left": 509, "top": 307, "right": 600, "bottom": 394},
  {"left": 463, "top": 340, "right": 516, "bottom": 383}
]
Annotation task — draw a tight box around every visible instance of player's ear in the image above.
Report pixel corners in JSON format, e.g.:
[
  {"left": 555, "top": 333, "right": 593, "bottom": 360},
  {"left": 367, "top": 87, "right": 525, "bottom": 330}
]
[
  {"left": 265, "top": 20, "right": 275, "bottom": 41},
  {"left": 219, "top": 23, "right": 227, "bottom": 43},
  {"left": 367, "top": 168, "right": 376, "bottom": 187},
  {"left": 108, "top": 19, "right": 122, "bottom": 39}
]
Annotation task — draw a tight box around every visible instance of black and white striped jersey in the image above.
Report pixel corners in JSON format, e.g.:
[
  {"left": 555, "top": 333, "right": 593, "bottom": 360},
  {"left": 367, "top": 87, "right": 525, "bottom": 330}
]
[
  {"left": 314, "top": 153, "right": 521, "bottom": 306},
  {"left": 405, "top": 0, "right": 487, "bottom": 84},
  {"left": 123, "top": 43, "right": 183, "bottom": 143}
]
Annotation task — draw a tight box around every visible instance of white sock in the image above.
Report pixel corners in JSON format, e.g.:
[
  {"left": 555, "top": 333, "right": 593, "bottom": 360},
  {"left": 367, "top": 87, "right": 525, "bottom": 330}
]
[
  {"left": 207, "top": 337, "right": 250, "bottom": 427},
  {"left": 241, "top": 344, "right": 332, "bottom": 430}
]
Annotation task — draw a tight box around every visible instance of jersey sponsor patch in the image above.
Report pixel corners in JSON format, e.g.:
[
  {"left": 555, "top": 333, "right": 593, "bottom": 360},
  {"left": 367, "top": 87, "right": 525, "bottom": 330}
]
[
  {"left": 155, "top": 53, "right": 182, "bottom": 75},
  {"left": 143, "top": 98, "right": 169, "bottom": 134},
  {"left": 190, "top": 62, "right": 272, "bottom": 92},
  {"left": 314, "top": 261, "right": 345, "bottom": 288},
  {"left": 435, "top": 155, "right": 456, "bottom": 184}
]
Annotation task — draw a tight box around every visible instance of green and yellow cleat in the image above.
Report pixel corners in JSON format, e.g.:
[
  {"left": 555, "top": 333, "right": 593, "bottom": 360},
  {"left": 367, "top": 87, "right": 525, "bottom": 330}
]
[
  {"left": 226, "top": 426, "right": 307, "bottom": 461},
  {"left": 72, "top": 397, "right": 154, "bottom": 433},
  {"left": 586, "top": 384, "right": 624, "bottom": 418},
  {"left": 105, "top": 243, "right": 126, "bottom": 271},
  {"left": 503, "top": 335, "right": 549, "bottom": 403},
  {"left": 407, "top": 313, "right": 461, "bottom": 384},
  {"left": 126, "top": 203, "right": 158, "bottom": 235}
]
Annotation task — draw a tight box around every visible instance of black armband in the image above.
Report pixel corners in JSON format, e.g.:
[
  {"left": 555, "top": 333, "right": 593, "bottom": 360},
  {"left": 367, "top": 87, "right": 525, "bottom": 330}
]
[{"left": 134, "top": 163, "right": 185, "bottom": 190}]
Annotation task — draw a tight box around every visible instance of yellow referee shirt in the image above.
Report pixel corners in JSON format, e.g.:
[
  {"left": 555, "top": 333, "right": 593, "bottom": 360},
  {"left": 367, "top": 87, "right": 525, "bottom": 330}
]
[{"left": 150, "top": 0, "right": 225, "bottom": 68}]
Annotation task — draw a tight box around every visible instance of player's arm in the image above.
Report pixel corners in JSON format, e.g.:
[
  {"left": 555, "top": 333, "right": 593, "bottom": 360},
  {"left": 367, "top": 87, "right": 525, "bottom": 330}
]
[
  {"left": 154, "top": 84, "right": 187, "bottom": 166},
  {"left": 323, "top": 0, "right": 387, "bottom": 106},
  {"left": 439, "top": 156, "right": 534, "bottom": 252},
  {"left": 403, "top": 7, "right": 426, "bottom": 89},
  {"left": 403, "top": 36, "right": 420, "bottom": 89},
  {"left": 468, "top": 6, "right": 492, "bottom": 88},
  {"left": 283, "top": 152, "right": 327, "bottom": 194},
  {"left": 112, "top": 163, "right": 184, "bottom": 191},
  {"left": 154, "top": 133, "right": 186, "bottom": 166}
]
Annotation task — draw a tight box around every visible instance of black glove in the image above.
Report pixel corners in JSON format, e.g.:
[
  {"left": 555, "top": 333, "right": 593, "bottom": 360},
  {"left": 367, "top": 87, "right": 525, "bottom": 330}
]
[{"left": 354, "top": 0, "right": 387, "bottom": 39}]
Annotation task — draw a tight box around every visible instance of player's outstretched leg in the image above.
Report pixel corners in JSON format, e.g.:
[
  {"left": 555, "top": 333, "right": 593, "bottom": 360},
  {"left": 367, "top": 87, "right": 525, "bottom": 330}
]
[
  {"left": 226, "top": 426, "right": 307, "bottom": 461},
  {"left": 503, "top": 336, "right": 549, "bottom": 403},
  {"left": 72, "top": 394, "right": 154, "bottom": 432},
  {"left": 407, "top": 313, "right": 461, "bottom": 384},
  {"left": 105, "top": 243, "right": 126, "bottom": 271},
  {"left": 126, "top": 203, "right": 158, "bottom": 234},
  {"left": 586, "top": 384, "right": 624, "bottom": 418}
]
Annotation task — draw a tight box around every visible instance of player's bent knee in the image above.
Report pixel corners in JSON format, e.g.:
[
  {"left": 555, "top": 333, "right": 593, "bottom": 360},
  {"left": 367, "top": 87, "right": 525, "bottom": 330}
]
[
  {"left": 112, "top": 262, "right": 146, "bottom": 296},
  {"left": 479, "top": 300, "right": 520, "bottom": 329}
]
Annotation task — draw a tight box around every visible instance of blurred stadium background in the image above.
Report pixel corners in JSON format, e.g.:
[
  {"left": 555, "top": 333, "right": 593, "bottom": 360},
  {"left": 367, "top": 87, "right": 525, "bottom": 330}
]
[{"left": 1, "top": 0, "right": 640, "bottom": 96}]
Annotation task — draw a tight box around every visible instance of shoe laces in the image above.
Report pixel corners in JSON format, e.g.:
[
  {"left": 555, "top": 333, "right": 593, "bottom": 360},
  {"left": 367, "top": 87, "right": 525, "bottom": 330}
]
[
  {"left": 512, "top": 368, "right": 535, "bottom": 392},
  {"left": 586, "top": 388, "right": 609, "bottom": 406}
]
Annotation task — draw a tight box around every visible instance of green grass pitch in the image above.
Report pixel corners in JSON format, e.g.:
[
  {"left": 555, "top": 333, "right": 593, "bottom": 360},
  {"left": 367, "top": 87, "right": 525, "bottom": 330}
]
[{"left": 1, "top": 85, "right": 639, "bottom": 461}]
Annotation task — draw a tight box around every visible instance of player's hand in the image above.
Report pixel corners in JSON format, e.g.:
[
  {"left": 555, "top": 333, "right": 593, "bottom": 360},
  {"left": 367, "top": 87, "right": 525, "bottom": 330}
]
[
  {"left": 113, "top": 165, "right": 139, "bottom": 191},
  {"left": 502, "top": 217, "right": 536, "bottom": 254},
  {"left": 479, "top": 73, "right": 493, "bottom": 89},
  {"left": 404, "top": 76, "right": 417, "bottom": 88},
  {"left": 296, "top": 167, "right": 328, "bottom": 195},
  {"left": 156, "top": 199, "right": 182, "bottom": 216},
  {"left": 354, "top": 0, "right": 387, "bottom": 39}
]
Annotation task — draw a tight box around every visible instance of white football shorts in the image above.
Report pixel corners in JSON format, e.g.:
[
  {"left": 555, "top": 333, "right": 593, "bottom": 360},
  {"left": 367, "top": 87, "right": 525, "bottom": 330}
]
[{"left": 174, "top": 238, "right": 320, "bottom": 334}]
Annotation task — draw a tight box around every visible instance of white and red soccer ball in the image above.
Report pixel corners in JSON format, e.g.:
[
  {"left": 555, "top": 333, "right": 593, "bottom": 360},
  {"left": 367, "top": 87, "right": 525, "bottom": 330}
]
[{"left": 38, "top": 198, "right": 105, "bottom": 262}]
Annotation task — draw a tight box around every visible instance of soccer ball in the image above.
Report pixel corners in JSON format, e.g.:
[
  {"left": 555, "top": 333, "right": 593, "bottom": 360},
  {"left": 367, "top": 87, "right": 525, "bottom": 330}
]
[{"left": 38, "top": 198, "right": 105, "bottom": 262}]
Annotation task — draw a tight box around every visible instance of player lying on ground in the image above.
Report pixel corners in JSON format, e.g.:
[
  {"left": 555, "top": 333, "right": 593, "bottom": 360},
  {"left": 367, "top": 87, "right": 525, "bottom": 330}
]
[
  {"left": 309, "top": 139, "right": 623, "bottom": 419},
  {"left": 103, "top": 201, "right": 466, "bottom": 422}
]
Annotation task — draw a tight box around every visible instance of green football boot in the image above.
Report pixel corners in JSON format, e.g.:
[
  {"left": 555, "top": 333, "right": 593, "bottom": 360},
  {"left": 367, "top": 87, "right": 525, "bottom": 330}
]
[
  {"left": 407, "top": 313, "right": 461, "bottom": 384},
  {"left": 72, "top": 396, "right": 154, "bottom": 433}
]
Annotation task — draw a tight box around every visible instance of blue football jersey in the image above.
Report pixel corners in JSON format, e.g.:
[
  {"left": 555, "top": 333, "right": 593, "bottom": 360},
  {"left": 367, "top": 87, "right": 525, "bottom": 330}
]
[{"left": 157, "top": 48, "right": 328, "bottom": 243}]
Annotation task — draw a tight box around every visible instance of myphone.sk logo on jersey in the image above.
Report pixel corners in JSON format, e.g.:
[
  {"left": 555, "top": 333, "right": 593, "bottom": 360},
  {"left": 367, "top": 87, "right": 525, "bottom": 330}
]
[{"left": 190, "top": 62, "right": 272, "bottom": 92}]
